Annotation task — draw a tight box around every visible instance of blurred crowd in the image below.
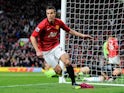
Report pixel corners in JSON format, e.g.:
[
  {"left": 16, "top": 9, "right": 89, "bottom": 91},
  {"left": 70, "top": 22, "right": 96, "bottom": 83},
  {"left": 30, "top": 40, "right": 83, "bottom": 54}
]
[
  {"left": 0, "top": 0, "right": 124, "bottom": 68},
  {"left": 0, "top": 0, "right": 60, "bottom": 67}
]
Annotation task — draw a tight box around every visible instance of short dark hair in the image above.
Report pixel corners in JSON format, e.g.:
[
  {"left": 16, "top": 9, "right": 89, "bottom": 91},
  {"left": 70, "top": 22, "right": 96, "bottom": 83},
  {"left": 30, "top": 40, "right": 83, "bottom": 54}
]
[{"left": 46, "top": 6, "right": 56, "bottom": 12}]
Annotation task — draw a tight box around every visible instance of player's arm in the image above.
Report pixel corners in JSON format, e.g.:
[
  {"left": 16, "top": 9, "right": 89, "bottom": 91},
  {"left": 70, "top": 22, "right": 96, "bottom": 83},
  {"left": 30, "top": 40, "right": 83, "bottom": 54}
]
[
  {"left": 30, "top": 21, "right": 45, "bottom": 58},
  {"left": 30, "top": 36, "right": 39, "bottom": 52},
  {"left": 103, "top": 41, "right": 109, "bottom": 59},
  {"left": 60, "top": 19, "right": 93, "bottom": 39},
  {"left": 69, "top": 29, "right": 93, "bottom": 39},
  {"left": 30, "top": 36, "right": 42, "bottom": 58}
]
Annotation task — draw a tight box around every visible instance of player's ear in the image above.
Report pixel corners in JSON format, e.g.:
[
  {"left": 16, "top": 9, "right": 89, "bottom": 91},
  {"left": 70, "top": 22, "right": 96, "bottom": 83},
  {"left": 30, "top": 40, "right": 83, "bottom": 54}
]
[{"left": 54, "top": 10, "right": 56, "bottom": 15}]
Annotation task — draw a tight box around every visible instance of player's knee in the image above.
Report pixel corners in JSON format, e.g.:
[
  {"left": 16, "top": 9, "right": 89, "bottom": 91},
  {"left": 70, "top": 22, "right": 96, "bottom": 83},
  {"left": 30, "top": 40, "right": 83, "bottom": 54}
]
[
  {"left": 60, "top": 53, "right": 71, "bottom": 67},
  {"left": 113, "top": 68, "right": 122, "bottom": 76},
  {"left": 64, "top": 60, "right": 71, "bottom": 67},
  {"left": 80, "top": 67, "right": 90, "bottom": 74},
  {"left": 61, "top": 58, "right": 71, "bottom": 67},
  {"left": 54, "top": 65, "right": 62, "bottom": 75}
]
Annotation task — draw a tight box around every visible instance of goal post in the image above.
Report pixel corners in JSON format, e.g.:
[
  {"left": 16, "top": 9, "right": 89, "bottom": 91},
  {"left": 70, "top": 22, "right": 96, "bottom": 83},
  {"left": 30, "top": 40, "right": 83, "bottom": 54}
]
[
  {"left": 59, "top": 0, "right": 67, "bottom": 83},
  {"left": 60, "top": 0, "right": 66, "bottom": 50},
  {"left": 60, "top": 0, "right": 124, "bottom": 86}
]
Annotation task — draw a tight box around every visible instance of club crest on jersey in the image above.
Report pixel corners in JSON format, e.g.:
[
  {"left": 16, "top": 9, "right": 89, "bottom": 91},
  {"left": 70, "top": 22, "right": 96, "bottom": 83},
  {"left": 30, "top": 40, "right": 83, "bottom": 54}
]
[
  {"left": 48, "top": 32, "right": 57, "bottom": 38},
  {"left": 55, "top": 25, "right": 59, "bottom": 30},
  {"left": 35, "top": 27, "right": 40, "bottom": 32}
]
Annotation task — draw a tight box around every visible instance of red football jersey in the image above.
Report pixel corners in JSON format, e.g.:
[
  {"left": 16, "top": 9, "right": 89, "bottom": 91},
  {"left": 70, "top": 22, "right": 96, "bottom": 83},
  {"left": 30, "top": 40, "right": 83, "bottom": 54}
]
[
  {"left": 31, "top": 18, "right": 70, "bottom": 51},
  {"left": 107, "top": 37, "right": 119, "bottom": 58}
]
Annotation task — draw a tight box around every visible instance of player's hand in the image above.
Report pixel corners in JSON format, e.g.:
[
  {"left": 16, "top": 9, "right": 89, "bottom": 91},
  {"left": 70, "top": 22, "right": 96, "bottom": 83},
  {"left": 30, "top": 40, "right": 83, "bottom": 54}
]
[
  {"left": 36, "top": 51, "right": 43, "bottom": 58},
  {"left": 83, "top": 34, "right": 94, "bottom": 40}
]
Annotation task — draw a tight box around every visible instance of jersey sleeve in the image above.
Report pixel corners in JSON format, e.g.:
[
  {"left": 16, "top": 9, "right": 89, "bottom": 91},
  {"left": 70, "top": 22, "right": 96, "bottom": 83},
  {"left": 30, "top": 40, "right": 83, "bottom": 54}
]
[
  {"left": 103, "top": 41, "right": 109, "bottom": 59},
  {"left": 31, "top": 21, "right": 44, "bottom": 37},
  {"left": 59, "top": 20, "right": 70, "bottom": 32}
]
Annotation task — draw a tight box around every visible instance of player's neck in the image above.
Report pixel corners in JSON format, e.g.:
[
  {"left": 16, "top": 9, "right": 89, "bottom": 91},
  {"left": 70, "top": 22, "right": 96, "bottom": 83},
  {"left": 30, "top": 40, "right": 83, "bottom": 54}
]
[{"left": 48, "top": 20, "right": 55, "bottom": 25}]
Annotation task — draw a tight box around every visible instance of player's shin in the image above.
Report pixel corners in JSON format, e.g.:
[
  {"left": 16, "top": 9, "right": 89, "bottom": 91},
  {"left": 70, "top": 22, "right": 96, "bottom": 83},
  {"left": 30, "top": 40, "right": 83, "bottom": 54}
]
[{"left": 66, "top": 64, "right": 76, "bottom": 85}]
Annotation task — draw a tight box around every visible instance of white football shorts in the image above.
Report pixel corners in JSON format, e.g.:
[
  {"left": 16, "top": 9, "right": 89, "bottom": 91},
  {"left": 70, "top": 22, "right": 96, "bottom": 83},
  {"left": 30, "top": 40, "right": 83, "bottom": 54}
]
[
  {"left": 42, "top": 45, "right": 66, "bottom": 68},
  {"left": 108, "top": 55, "right": 120, "bottom": 64}
]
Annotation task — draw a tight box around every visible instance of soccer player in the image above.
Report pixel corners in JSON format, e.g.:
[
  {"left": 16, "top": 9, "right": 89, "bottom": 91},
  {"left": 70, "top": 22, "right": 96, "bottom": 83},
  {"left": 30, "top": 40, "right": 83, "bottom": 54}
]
[
  {"left": 102, "top": 36, "right": 121, "bottom": 81},
  {"left": 79, "top": 39, "right": 122, "bottom": 82},
  {"left": 103, "top": 36, "right": 120, "bottom": 64},
  {"left": 79, "top": 65, "right": 122, "bottom": 82},
  {"left": 30, "top": 6, "right": 93, "bottom": 88}
]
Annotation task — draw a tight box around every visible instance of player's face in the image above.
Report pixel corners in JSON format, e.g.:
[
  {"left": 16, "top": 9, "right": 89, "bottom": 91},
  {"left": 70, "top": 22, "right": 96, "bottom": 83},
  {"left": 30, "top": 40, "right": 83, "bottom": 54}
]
[{"left": 46, "top": 9, "right": 56, "bottom": 23}]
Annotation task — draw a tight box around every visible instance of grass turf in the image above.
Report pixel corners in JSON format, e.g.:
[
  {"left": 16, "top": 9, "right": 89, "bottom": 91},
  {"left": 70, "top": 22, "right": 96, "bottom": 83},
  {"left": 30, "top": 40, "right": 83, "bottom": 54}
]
[{"left": 0, "top": 72, "right": 124, "bottom": 93}]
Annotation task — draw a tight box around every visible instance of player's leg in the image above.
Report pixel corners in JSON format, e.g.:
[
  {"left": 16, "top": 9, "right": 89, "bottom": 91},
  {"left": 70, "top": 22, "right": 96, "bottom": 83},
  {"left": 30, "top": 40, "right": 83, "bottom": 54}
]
[
  {"left": 42, "top": 45, "right": 65, "bottom": 77},
  {"left": 42, "top": 64, "right": 61, "bottom": 78},
  {"left": 81, "top": 66, "right": 105, "bottom": 82},
  {"left": 44, "top": 45, "right": 80, "bottom": 88},
  {"left": 113, "top": 68, "right": 122, "bottom": 76},
  {"left": 60, "top": 53, "right": 77, "bottom": 86},
  {"left": 59, "top": 52, "right": 94, "bottom": 88},
  {"left": 42, "top": 50, "right": 60, "bottom": 77},
  {"left": 60, "top": 54, "right": 81, "bottom": 89},
  {"left": 77, "top": 66, "right": 90, "bottom": 80},
  {"left": 42, "top": 63, "right": 63, "bottom": 77},
  {"left": 84, "top": 76, "right": 105, "bottom": 82},
  {"left": 53, "top": 46, "right": 77, "bottom": 86},
  {"left": 108, "top": 64, "right": 122, "bottom": 81},
  {"left": 79, "top": 66, "right": 90, "bottom": 76},
  {"left": 107, "top": 56, "right": 121, "bottom": 81},
  {"left": 80, "top": 66, "right": 90, "bottom": 74}
]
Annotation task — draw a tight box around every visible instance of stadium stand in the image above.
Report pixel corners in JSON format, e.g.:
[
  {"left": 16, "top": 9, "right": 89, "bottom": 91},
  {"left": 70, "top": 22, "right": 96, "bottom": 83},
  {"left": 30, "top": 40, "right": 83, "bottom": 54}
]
[{"left": 0, "top": 0, "right": 61, "bottom": 67}]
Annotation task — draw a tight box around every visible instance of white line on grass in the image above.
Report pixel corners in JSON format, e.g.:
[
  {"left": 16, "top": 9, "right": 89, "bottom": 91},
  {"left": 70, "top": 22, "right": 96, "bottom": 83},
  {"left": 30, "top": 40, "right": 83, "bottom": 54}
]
[{"left": 0, "top": 83, "right": 58, "bottom": 88}]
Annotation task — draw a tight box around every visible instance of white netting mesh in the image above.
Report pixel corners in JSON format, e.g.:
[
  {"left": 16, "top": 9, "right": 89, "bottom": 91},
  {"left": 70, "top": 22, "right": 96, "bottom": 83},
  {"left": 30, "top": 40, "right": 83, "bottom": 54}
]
[{"left": 64, "top": 0, "right": 124, "bottom": 85}]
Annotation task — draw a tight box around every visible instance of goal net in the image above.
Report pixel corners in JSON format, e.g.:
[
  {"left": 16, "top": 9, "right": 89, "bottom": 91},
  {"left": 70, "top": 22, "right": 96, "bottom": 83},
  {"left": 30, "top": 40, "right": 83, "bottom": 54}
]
[{"left": 60, "top": 0, "right": 124, "bottom": 86}]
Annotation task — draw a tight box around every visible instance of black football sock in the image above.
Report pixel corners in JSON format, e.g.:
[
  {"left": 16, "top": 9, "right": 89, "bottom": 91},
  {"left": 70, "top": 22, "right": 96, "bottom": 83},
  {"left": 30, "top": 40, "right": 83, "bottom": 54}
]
[{"left": 66, "top": 65, "right": 76, "bottom": 85}]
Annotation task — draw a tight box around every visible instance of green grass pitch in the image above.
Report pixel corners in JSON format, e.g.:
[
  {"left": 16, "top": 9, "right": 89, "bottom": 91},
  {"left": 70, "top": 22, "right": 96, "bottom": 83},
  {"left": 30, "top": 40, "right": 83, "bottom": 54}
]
[{"left": 0, "top": 72, "right": 124, "bottom": 93}]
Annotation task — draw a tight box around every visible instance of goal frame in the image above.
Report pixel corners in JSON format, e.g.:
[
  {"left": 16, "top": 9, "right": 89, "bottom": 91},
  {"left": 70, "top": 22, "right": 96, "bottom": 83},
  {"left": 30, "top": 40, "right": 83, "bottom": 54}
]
[{"left": 59, "top": 0, "right": 124, "bottom": 87}]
